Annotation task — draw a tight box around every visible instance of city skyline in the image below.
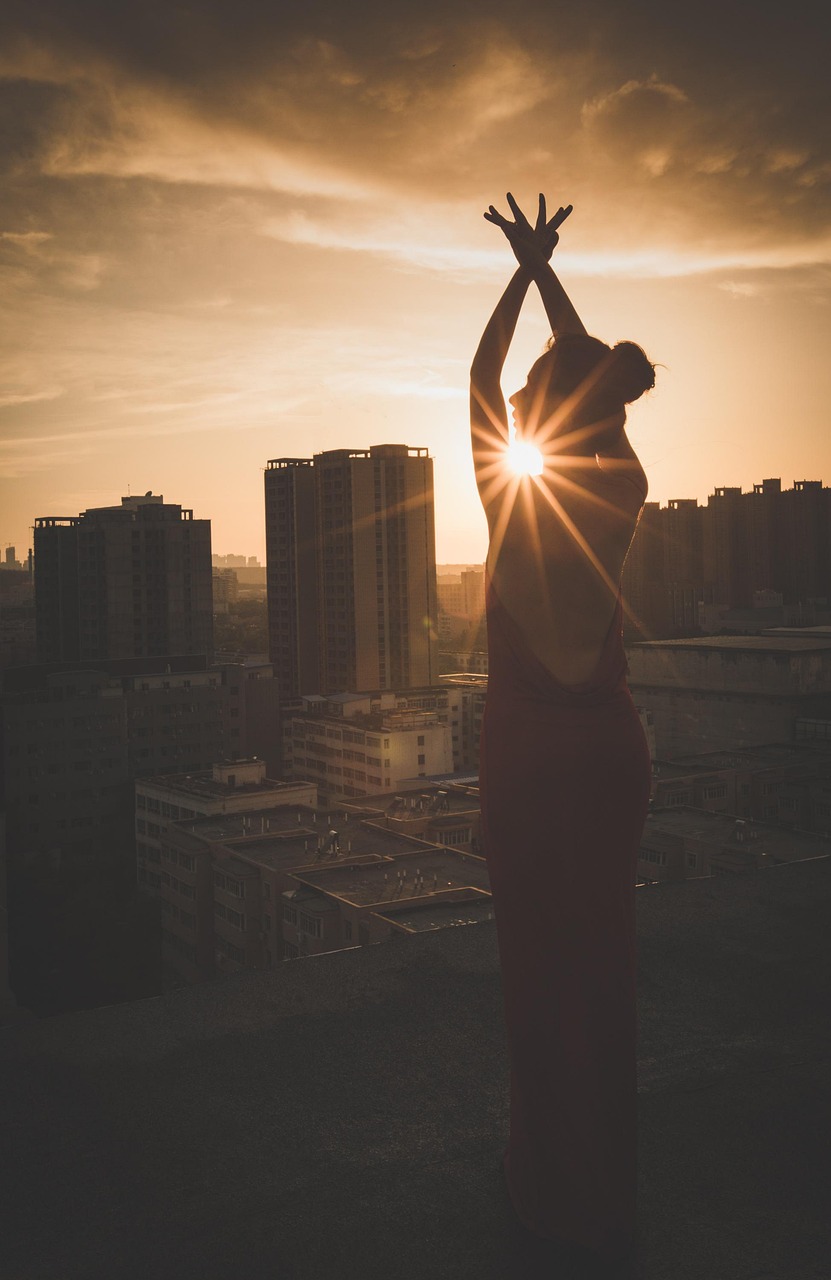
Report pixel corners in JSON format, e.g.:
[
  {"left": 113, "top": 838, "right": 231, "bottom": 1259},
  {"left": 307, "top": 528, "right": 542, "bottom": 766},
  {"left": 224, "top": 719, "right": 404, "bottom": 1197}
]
[{"left": 2, "top": 1, "right": 829, "bottom": 562}]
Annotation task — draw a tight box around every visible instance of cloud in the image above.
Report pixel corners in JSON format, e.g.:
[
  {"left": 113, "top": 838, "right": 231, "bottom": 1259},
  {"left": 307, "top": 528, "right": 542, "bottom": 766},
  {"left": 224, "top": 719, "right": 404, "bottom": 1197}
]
[{"left": 0, "top": 387, "right": 64, "bottom": 408}]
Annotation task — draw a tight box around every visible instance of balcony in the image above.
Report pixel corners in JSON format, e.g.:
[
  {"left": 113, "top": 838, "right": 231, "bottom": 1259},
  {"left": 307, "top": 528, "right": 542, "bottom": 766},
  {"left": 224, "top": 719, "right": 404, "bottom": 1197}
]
[{"left": 1, "top": 856, "right": 829, "bottom": 1279}]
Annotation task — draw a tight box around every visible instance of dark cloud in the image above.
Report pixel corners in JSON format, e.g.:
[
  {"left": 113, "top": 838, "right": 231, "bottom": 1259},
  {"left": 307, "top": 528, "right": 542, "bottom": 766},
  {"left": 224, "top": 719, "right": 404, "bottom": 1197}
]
[{"left": 2, "top": 0, "right": 828, "bottom": 266}]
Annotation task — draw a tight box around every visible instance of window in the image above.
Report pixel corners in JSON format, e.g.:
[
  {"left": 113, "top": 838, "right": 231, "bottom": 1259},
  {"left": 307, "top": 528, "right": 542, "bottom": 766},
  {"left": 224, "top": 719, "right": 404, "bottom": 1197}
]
[
  {"left": 417, "top": 754, "right": 425, "bottom": 765},
  {"left": 417, "top": 735, "right": 425, "bottom": 746},
  {"left": 298, "top": 912, "right": 322, "bottom": 938}
]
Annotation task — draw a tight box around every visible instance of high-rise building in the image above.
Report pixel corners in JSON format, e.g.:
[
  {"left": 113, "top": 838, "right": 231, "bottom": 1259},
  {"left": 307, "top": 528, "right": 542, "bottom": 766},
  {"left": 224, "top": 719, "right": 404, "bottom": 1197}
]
[
  {"left": 34, "top": 493, "right": 213, "bottom": 663},
  {"left": 265, "top": 445, "right": 439, "bottom": 696},
  {"left": 622, "top": 479, "right": 831, "bottom": 640}
]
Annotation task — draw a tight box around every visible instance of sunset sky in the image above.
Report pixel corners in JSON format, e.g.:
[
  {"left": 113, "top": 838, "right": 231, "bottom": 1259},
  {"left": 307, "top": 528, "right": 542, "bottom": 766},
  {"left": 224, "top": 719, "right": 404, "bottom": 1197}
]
[{"left": 2, "top": 0, "right": 829, "bottom": 562}]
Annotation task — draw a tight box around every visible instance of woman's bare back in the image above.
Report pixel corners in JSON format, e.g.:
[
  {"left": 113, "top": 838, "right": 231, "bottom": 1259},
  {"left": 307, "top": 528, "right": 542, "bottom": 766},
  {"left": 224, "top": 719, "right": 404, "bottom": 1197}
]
[{"left": 486, "top": 451, "right": 646, "bottom": 687}]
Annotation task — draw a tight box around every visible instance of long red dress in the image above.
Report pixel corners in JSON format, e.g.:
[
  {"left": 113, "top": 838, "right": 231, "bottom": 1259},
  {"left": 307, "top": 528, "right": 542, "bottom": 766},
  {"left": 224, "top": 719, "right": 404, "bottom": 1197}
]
[{"left": 480, "top": 574, "right": 651, "bottom": 1265}]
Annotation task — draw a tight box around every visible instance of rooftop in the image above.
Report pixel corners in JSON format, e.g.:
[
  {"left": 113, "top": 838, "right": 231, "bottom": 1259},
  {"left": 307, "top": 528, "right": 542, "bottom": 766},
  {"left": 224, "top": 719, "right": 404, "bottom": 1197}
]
[
  {"left": 177, "top": 803, "right": 373, "bottom": 845},
  {"left": 138, "top": 770, "right": 308, "bottom": 802},
  {"left": 222, "top": 824, "right": 436, "bottom": 872},
  {"left": 631, "top": 635, "right": 831, "bottom": 653},
  {"left": 647, "top": 806, "right": 831, "bottom": 858},
  {"left": 1, "top": 857, "right": 828, "bottom": 1279},
  {"left": 374, "top": 888, "right": 495, "bottom": 932},
  {"left": 294, "top": 847, "right": 490, "bottom": 906},
  {"left": 354, "top": 786, "right": 480, "bottom": 821},
  {"left": 672, "top": 743, "right": 831, "bottom": 769}
]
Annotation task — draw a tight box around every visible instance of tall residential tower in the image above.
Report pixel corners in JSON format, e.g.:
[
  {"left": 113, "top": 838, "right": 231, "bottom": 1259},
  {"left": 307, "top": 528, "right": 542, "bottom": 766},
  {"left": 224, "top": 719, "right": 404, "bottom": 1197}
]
[
  {"left": 34, "top": 493, "right": 213, "bottom": 663},
  {"left": 265, "top": 445, "right": 438, "bottom": 696}
]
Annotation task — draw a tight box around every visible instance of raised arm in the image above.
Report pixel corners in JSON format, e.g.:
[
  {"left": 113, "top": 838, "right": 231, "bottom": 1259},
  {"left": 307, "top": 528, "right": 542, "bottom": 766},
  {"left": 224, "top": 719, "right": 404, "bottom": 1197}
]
[
  {"left": 470, "top": 194, "right": 576, "bottom": 499},
  {"left": 470, "top": 266, "right": 532, "bottom": 492},
  {"left": 485, "top": 194, "right": 586, "bottom": 338}
]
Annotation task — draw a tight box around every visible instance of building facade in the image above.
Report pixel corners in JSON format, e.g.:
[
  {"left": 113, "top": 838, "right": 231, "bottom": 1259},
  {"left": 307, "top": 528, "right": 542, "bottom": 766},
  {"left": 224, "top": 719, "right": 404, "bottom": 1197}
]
[
  {"left": 280, "top": 687, "right": 466, "bottom": 802},
  {"left": 622, "top": 478, "right": 831, "bottom": 640},
  {"left": 34, "top": 492, "right": 213, "bottom": 663},
  {"left": 628, "top": 635, "right": 831, "bottom": 757},
  {"left": 265, "top": 445, "right": 439, "bottom": 698}
]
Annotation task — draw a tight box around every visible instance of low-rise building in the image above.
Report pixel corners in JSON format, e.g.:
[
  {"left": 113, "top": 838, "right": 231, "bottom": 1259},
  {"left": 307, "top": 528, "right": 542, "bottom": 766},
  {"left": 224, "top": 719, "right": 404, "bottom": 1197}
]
[
  {"left": 638, "top": 806, "right": 830, "bottom": 883},
  {"left": 627, "top": 635, "right": 831, "bottom": 756},
  {"left": 281, "top": 687, "right": 467, "bottom": 801},
  {"left": 153, "top": 785, "right": 495, "bottom": 985},
  {"left": 157, "top": 799, "right": 440, "bottom": 985},
  {"left": 653, "top": 743, "right": 831, "bottom": 823},
  {"left": 136, "top": 759, "right": 317, "bottom": 893},
  {"left": 282, "top": 843, "right": 490, "bottom": 957},
  {"left": 347, "top": 783, "right": 481, "bottom": 852}
]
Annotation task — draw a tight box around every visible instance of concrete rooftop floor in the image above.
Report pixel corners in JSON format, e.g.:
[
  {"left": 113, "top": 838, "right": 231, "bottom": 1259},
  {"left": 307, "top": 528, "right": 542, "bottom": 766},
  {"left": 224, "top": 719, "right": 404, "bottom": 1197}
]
[{"left": 1, "top": 856, "right": 830, "bottom": 1280}]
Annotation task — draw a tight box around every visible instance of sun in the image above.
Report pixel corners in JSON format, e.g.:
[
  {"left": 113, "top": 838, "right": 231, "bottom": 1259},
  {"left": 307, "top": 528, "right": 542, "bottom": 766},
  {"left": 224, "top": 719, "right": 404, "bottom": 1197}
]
[{"left": 506, "top": 438, "right": 544, "bottom": 476}]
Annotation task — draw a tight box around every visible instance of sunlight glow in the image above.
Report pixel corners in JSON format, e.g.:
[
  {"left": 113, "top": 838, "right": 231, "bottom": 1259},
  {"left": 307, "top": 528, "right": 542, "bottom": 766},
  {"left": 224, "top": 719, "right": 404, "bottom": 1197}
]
[{"left": 507, "top": 439, "right": 544, "bottom": 476}]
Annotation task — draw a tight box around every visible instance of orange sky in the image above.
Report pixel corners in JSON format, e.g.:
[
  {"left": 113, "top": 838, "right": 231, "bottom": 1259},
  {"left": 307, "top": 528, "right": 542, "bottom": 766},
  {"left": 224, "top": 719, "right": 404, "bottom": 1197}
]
[{"left": 2, "top": 1, "right": 830, "bottom": 562}]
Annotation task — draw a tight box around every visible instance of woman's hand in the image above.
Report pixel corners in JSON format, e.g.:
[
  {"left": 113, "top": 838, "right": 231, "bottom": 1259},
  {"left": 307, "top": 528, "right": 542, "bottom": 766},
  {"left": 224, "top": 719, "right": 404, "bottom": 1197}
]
[{"left": 484, "top": 193, "right": 572, "bottom": 272}]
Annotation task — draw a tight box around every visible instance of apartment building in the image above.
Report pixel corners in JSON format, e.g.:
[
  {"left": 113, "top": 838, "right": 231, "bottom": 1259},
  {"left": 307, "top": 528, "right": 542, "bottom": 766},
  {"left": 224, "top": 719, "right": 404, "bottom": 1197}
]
[
  {"left": 627, "top": 635, "right": 831, "bottom": 756},
  {"left": 156, "top": 797, "right": 464, "bottom": 984},
  {"left": 265, "top": 445, "right": 439, "bottom": 697},
  {"left": 638, "top": 807, "right": 830, "bottom": 883},
  {"left": 34, "top": 492, "right": 213, "bottom": 663},
  {"left": 1, "top": 657, "right": 249, "bottom": 877},
  {"left": 622, "top": 478, "right": 831, "bottom": 640},
  {"left": 281, "top": 689, "right": 457, "bottom": 802},
  {"left": 136, "top": 758, "right": 316, "bottom": 893}
]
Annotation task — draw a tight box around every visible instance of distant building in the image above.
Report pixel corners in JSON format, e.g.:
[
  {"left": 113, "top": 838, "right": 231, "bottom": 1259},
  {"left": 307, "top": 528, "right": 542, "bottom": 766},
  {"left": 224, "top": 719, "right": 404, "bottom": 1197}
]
[
  {"left": 638, "top": 806, "right": 830, "bottom": 883},
  {"left": 211, "top": 568, "right": 239, "bottom": 614},
  {"left": 651, "top": 743, "right": 831, "bottom": 822},
  {"left": 281, "top": 687, "right": 461, "bottom": 802},
  {"left": 34, "top": 492, "right": 213, "bottom": 663},
  {"left": 437, "top": 566, "right": 485, "bottom": 642},
  {"left": 135, "top": 759, "right": 316, "bottom": 895},
  {"left": 0, "top": 657, "right": 268, "bottom": 880},
  {"left": 153, "top": 788, "right": 489, "bottom": 985},
  {"left": 622, "top": 478, "right": 831, "bottom": 640},
  {"left": 281, "top": 844, "right": 490, "bottom": 958},
  {"left": 265, "top": 445, "right": 439, "bottom": 698},
  {"left": 627, "top": 635, "right": 831, "bottom": 756},
  {"left": 0, "top": 568, "right": 35, "bottom": 669}
]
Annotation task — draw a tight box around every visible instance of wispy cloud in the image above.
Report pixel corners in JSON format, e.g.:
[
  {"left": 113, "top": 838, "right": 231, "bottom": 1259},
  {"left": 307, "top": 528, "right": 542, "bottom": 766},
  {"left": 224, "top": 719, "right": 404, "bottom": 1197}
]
[{"left": 0, "top": 387, "right": 64, "bottom": 409}]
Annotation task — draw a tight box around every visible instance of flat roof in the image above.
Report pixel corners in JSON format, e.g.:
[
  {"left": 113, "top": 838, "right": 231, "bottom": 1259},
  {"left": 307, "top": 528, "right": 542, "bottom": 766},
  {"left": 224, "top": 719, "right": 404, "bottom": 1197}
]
[
  {"left": 293, "top": 847, "right": 490, "bottom": 907},
  {"left": 374, "top": 889, "right": 493, "bottom": 932},
  {"left": 352, "top": 787, "right": 479, "bottom": 820},
  {"left": 671, "top": 744, "right": 831, "bottom": 769},
  {"left": 631, "top": 636, "right": 831, "bottom": 653},
  {"left": 223, "top": 824, "right": 431, "bottom": 872},
  {"left": 139, "top": 772, "right": 301, "bottom": 801},
  {"left": 176, "top": 803, "right": 377, "bottom": 844},
  {"left": 394, "top": 773, "right": 480, "bottom": 790},
  {"left": 645, "top": 806, "right": 831, "bottom": 857}
]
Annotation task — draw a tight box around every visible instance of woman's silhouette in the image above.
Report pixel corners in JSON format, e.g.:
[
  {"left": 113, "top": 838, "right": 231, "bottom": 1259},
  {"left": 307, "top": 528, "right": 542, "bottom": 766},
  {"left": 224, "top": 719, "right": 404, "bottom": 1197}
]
[{"left": 471, "top": 194, "right": 654, "bottom": 1277}]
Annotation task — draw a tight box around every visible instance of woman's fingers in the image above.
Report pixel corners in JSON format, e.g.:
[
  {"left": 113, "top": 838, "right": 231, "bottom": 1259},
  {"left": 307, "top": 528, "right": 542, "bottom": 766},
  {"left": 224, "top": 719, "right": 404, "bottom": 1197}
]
[
  {"left": 535, "top": 193, "right": 547, "bottom": 233},
  {"left": 484, "top": 205, "right": 511, "bottom": 228},
  {"left": 547, "top": 204, "right": 573, "bottom": 233},
  {"left": 505, "top": 192, "right": 532, "bottom": 229}
]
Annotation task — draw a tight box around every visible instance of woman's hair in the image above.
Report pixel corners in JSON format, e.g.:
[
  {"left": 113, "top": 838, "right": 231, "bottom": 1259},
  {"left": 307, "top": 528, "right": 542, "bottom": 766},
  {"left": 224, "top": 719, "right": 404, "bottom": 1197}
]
[
  {"left": 539, "top": 333, "right": 656, "bottom": 413},
  {"left": 520, "top": 333, "right": 655, "bottom": 454}
]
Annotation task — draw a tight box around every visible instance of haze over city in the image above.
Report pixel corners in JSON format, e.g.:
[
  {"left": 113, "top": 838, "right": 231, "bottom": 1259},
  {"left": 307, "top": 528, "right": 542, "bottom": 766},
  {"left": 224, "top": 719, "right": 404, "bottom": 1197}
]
[{"left": 2, "top": 0, "right": 829, "bottom": 560}]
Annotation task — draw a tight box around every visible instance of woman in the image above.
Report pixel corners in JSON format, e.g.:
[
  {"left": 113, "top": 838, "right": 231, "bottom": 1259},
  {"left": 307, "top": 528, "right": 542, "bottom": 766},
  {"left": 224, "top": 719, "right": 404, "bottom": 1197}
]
[{"left": 472, "top": 194, "right": 654, "bottom": 1277}]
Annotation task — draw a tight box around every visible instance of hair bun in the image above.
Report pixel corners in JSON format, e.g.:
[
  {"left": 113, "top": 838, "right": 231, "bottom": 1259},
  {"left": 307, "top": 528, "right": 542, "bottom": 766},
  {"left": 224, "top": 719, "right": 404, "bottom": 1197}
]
[{"left": 611, "top": 342, "right": 656, "bottom": 404}]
